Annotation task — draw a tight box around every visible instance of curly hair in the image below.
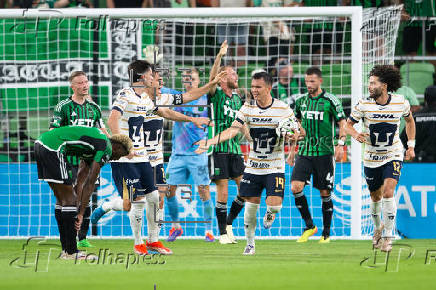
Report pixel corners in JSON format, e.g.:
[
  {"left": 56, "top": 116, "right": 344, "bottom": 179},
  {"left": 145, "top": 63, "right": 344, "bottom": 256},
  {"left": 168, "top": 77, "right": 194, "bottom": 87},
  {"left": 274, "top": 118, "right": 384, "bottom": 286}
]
[
  {"left": 110, "top": 134, "right": 133, "bottom": 155},
  {"left": 369, "top": 65, "right": 402, "bottom": 92}
]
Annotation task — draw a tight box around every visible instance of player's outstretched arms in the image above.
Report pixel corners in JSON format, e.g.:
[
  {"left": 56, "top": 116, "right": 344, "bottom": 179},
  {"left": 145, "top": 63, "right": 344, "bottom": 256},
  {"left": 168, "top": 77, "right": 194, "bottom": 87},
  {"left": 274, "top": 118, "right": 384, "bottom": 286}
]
[
  {"left": 345, "top": 118, "right": 368, "bottom": 143},
  {"left": 195, "top": 119, "right": 242, "bottom": 154},
  {"left": 209, "top": 40, "right": 228, "bottom": 95},
  {"left": 183, "top": 71, "right": 228, "bottom": 103}
]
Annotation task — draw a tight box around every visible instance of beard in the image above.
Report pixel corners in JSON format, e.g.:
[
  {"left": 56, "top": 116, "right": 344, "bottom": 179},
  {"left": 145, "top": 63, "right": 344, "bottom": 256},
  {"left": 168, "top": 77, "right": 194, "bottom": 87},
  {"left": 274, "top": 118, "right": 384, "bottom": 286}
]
[
  {"left": 369, "top": 88, "right": 382, "bottom": 100},
  {"left": 227, "top": 79, "right": 238, "bottom": 89}
]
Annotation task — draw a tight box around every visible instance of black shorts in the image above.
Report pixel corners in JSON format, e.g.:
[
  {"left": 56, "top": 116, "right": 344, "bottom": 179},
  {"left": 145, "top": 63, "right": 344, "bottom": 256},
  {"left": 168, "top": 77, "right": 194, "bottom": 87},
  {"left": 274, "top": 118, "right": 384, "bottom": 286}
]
[
  {"left": 364, "top": 161, "right": 403, "bottom": 192},
  {"left": 210, "top": 152, "right": 245, "bottom": 180},
  {"left": 153, "top": 163, "right": 167, "bottom": 186},
  {"left": 35, "top": 141, "right": 74, "bottom": 185},
  {"left": 239, "top": 172, "right": 285, "bottom": 198},
  {"left": 111, "top": 162, "right": 156, "bottom": 201},
  {"left": 291, "top": 155, "right": 335, "bottom": 191}
]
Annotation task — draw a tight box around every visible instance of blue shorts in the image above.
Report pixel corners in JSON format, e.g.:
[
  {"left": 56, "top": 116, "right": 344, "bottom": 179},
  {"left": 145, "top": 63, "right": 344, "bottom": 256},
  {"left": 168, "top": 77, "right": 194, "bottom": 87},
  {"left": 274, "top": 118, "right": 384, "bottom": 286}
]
[
  {"left": 239, "top": 172, "right": 285, "bottom": 198},
  {"left": 153, "top": 163, "right": 166, "bottom": 186},
  {"left": 166, "top": 154, "right": 210, "bottom": 186},
  {"left": 364, "top": 160, "right": 403, "bottom": 192},
  {"left": 111, "top": 162, "right": 156, "bottom": 200}
]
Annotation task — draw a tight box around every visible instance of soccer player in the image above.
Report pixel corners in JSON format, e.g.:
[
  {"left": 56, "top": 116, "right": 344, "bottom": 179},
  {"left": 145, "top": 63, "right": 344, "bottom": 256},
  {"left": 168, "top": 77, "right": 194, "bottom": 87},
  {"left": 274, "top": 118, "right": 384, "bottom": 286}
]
[
  {"left": 346, "top": 65, "right": 416, "bottom": 252},
  {"left": 91, "top": 60, "right": 216, "bottom": 255},
  {"left": 196, "top": 72, "right": 299, "bottom": 255},
  {"left": 50, "top": 71, "right": 108, "bottom": 248},
  {"left": 34, "top": 126, "right": 131, "bottom": 259},
  {"left": 165, "top": 68, "right": 215, "bottom": 242},
  {"left": 208, "top": 40, "right": 248, "bottom": 244},
  {"left": 288, "top": 67, "right": 346, "bottom": 243}
]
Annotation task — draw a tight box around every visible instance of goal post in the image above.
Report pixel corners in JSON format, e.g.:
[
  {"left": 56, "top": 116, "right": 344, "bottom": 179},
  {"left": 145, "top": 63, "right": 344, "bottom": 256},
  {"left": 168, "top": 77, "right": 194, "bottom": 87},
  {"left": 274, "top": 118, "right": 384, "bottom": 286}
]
[{"left": 0, "top": 6, "right": 403, "bottom": 239}]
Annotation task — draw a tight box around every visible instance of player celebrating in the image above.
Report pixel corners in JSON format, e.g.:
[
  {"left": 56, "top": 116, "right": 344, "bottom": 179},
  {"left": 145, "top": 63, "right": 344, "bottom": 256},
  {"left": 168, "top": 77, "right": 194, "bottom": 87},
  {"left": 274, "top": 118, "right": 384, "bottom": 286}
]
[
  {"left": 196, "top": 72, "right": 299, "bottom": 255},
  {"left": 346, "top": 65, "right": 415, "bottom": 252},
  {"left": 50, "top": 71, "right": 109, "bottom": 248},
  {"left": 288, "top": 67, "right": 346, "bottom": 243},
  {"left": 209, "top": 40, "right": 248, "bottom": 244},
  {"left": 34, "top": 126, "right": 131, "bottom": 259}
]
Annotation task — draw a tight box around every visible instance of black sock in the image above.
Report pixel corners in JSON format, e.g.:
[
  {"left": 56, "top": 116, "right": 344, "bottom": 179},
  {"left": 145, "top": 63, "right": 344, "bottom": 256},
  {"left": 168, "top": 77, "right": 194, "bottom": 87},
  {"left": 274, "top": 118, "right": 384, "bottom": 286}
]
[
  {"left": 294, "top": 192, "right": 314, "bottom": 229},
  {"left": 78, "top": 206, "right": 91, "bottom": 241},
  {"left": 62, "top": 206, "right": 78, "bottom": 255},
  {"left": 54, "top": 206, "right": 66, "bottom": 251},
  {"left": 227, "top": 195, "right": 244, "bottom": 225},
  {"left": 322, "top": 195, "right": 333, "bottom": 237},
  {"left": 215, "top": 202, "right": 227, "bottom": 235}
]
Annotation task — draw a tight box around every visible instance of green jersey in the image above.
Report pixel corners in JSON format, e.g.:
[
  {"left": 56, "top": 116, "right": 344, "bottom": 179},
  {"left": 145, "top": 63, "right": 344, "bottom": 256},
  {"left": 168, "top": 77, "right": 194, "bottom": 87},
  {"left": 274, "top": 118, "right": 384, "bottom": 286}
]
[
  {"left": 37, "top": 126, "right": 112, "bottom": 165},
  {"left": 50, "top": 97, "right": 105, "bottom": 129},
  {"left": 209, "top": 87, "right": 243, "bottom": 154},
  {"left": 271, "top": 80, "right": 302, "bottom": 107},
  {"left": 294, "top": 90, "right": 345, "bottom": 156}
]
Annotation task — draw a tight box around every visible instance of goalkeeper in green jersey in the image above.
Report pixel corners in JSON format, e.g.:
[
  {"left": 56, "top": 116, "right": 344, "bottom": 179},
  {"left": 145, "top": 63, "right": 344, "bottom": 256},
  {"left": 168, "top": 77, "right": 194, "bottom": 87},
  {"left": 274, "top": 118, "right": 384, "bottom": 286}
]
[
  {"left": 288, "top": 67, "right": 347, "bottom": 243},
  {"left": 50, "top": 71, "right": 109, "bottom": 248},
  {"left": 35, "top": 126, "right": 131, "bottom": 259}
]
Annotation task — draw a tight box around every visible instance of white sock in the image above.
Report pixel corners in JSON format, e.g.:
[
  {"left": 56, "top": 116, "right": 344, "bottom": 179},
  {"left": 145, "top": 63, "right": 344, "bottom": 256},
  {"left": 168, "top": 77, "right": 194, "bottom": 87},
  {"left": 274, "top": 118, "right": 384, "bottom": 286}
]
[
  {"left": 128, "top": 201, "right": 145, "bottom": 245},
  {"left": 244, "top": 202, "right": 259, "bottom": 246},
  {"left": 267, "top": 205, "right": 282, "bottom": 214},
  {"left": 382, "top": 197, "right": 397, "bottom": 237},
  {"left": 146, "top": 191, "right": 160, "bottom": 243},
  {"left": 102, "top": 198, "right": 123, "bottom": 212},
  {"left": 370, "top": 200, "right": 382, "bottom": 229}
]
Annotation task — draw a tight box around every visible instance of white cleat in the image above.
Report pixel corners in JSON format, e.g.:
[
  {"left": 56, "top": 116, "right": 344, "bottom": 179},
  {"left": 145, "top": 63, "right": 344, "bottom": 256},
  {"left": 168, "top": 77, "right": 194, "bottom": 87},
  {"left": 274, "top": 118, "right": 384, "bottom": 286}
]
[
  {"left": 380, "top": 237, "right": 392, "bottom": 252},
  {"left": 263, "top": 211, "right": 276, "bottom": 229},
  {"left": 60, "top": 250, "right": 93, "bottom": 260},
  {"left": 242, "top": 244, "right": 255, "bottom": 255},
  {"left": 219, "top": 234, "right": 232, "bottom": 244},
  {"left": 372, "top": 224, "right": 384, "bottom": 249},
  {"left": 226, "top": 225, "right": 237, "bottom": 244}
]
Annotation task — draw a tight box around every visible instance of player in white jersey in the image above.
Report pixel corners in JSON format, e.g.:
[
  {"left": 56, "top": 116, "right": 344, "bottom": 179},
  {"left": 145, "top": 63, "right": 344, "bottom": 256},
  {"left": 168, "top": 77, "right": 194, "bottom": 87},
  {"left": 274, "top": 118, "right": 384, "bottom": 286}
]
[
  {"left": 90, "top": 60, "right": 212, "bottom": 255},
  {"left": 196, "top": 72, "right": 300, "bottom": 255},
  {"left": 346, "top": 65, "right": 416, "bottom": 252}
]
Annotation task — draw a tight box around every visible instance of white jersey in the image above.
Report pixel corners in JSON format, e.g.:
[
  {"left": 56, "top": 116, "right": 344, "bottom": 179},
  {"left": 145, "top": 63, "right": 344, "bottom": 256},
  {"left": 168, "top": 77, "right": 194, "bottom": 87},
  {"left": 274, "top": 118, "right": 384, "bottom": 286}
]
[
  {"left": 144, "top": 93, "right": 184, "bottom": 167},
  {"left": 236, "top": 98, "right": 297, "bottom": 175},
  {"left": 349, "top": 94, "right": 411, "bottom": 168},
  {"left": 112, "top": 87, "right": 156, "bottom": 163}
]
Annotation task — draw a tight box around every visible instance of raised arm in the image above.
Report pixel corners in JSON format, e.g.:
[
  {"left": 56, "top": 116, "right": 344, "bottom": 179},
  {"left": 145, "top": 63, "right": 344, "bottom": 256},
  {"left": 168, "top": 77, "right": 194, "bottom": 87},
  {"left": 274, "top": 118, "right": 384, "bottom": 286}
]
[
  {"left": 209, "top": 40, "right": 228, "bottom": 95},
  {"left": 155, "top": 107, "right": 212, "bottom": 129},
  {"left": 182, "top": 71, "right": 227, "bottom": 103},
  {"left": 195, "top": 119, "right": 243, "bottom": 154}
]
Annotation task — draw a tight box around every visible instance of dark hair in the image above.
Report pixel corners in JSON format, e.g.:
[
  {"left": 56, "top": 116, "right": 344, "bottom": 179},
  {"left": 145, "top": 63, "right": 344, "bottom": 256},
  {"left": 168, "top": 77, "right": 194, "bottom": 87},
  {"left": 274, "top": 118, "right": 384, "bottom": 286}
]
[
  {"left": 69, "top": 71, "right": 87, "bottom": 82},
  {"left": 252, "top": 71, "right": 273, "bottom": 86},
  {"left": 369, "top": 65, "right": 402, "bottom": 92},
  {"left": 424, "top": 85, "right": 436, "bottom": 106},
  {"left": 128, "top": 60, "right": 153, "bottom": 82},
  {"left": 305, "top": 66, "right": 322, "bottom": 77}
]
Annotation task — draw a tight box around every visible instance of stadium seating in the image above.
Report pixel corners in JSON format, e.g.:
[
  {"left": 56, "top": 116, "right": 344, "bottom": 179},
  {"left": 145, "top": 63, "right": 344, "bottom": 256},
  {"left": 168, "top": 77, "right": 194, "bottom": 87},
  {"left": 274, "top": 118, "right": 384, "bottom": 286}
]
[{"left": 400, "top": 62, "right": 435, "bottom": 95}]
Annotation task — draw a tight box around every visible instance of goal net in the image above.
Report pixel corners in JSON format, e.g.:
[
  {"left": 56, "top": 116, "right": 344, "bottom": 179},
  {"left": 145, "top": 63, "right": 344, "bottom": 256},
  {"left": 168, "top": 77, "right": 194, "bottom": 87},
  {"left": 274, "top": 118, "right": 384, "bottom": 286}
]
[{"left": 0, "top": 6, "right": 402, "bottom": 239}]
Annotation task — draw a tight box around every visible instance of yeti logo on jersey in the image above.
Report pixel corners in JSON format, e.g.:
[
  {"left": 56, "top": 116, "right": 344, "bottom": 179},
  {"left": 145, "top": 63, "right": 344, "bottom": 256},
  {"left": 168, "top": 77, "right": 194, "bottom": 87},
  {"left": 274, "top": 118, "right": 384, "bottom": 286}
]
[
  {"left": 302, "top": 111, "right": 324, "bottom": 120},
  {"left": 71, "top": 119, "right": 95, "bottom": 127}
]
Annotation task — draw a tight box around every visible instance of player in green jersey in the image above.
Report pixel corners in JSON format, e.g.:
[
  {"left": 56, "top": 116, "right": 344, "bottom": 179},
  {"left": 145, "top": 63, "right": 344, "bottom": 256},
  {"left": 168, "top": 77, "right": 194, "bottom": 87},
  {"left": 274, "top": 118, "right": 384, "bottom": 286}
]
[
  {"left": 50, "top": 71, "right": 109, "bottom": 248},
  {"left": 288, "top": 67, "right": 347, "bottom": 243},
  {"left": 209, "top": 41, "right": 250, "bottom": 244},
  {"left": 34, "top": 126, "right": 131, "bottom": 259}
]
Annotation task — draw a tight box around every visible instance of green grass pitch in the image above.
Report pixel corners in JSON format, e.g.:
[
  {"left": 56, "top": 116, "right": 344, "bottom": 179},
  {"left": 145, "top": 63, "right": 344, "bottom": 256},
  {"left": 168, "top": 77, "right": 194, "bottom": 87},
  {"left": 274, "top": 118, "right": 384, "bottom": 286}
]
[{"left": 1, "top": 239, "right": 435, "bottom": 290}]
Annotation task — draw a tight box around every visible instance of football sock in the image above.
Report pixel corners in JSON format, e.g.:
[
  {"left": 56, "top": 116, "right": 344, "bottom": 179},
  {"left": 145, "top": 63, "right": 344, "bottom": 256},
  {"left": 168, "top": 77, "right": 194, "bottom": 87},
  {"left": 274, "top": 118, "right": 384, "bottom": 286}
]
[
  {"left": 146, "top": 191, "right": 160, "bottom": 243},
  {"left": 370, "top": 200, "right": 382, "bottom": 229},
  {"left": 244, "top": 202, "right": 259, "bottom": 246},
  {"left": 62, "top": 206, "right": 78, "bottom": 255},
  {"left": 78, "top": 206, "right": 90, "bottom": 241},
  {"left": 54, "top": 205, "right": 66, "bottom": 251},
  {"left": 294, "top": 191, "right": 314, "bottom": 229},
  {"left": 227, "top": 195, "right": 245, "bottom": 225},
  {"left": 166, "top": 195, "right": 180, "bottom": 229},
  {"left": 321, "top": 195, "right": 333, "bottom": 237},
  {"left": 203, "top": 199, "right": 214, "bottom": 233},
  {"left": 382, "top": 197, "right": 396, "bottom": 237},
  {"left": 128, "top": 201, "right": 145, "bottom": 245},
  {"left": 102, "top": 198, "right": 123, "bottom": 212},
  {"left": 215, "top": 202, "right": 228, "bottom": 235}
]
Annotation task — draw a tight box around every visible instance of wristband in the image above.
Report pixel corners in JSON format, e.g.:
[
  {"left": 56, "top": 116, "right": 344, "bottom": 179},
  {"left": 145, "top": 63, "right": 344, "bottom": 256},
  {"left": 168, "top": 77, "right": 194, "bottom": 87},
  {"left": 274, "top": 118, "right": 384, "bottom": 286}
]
[
  {"left": 407, "top": 140, "right": 415, "bottom": 148},
  {"left": 337, "top": 139, "right": 345, "bottom": 146}
]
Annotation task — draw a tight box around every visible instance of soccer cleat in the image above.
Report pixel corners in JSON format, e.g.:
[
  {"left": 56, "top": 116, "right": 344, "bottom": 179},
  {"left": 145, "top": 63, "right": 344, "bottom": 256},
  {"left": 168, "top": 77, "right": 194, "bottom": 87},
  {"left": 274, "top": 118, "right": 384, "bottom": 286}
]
[
  {"left": 205, "top": 232, "right": 215, "bottom": 242},
  {"left": 167, "top": 227, "right": 183, "bottom": 242},
  {"left": 372, "top": 224, "right": 384, "bottom": 249},
  {"left": 319, "top": 236, "right": 330, "bottom": 244},
  {"left": 90, "top": 206, "right": 107, "bottom": 224},
  {"left": 380, "top": 237, "right": 392, "bottom": 252},
  {"left": 146, "top": 241, "right": 173, "bottom": 255},
  {"left": 60, "top": 250, "right": 90, "bottom": 260},
  {"left": 77, "top": 239, "right": 94, "bottom": 248},
  {"left": 263, "top": 210, "right": 276, "bottom": 229},
  {"left": 242, "top": 244, "right": 255, "bottom": 255},
  {"left": 219, "top": 234, "right": 232, "bottom": 244},
  {"left": 134, "top": 244, "right": 149, "bottom": 255},
  {"left": 226, "top": 225, "right": 237, "bottom": 244},
  {"left": 296, "top": 226, "right": 318, "bottom": 243}
]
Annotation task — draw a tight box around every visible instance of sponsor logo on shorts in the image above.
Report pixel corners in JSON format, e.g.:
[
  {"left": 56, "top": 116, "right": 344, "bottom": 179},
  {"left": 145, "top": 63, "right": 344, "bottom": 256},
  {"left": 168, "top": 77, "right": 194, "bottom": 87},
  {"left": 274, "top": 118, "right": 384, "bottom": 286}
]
[
  {"left": 241, "top": 178, "right": 250, "bottom": 184},
  {"left": 125, "top": 178, "right": 139, "bottom": 185}
]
